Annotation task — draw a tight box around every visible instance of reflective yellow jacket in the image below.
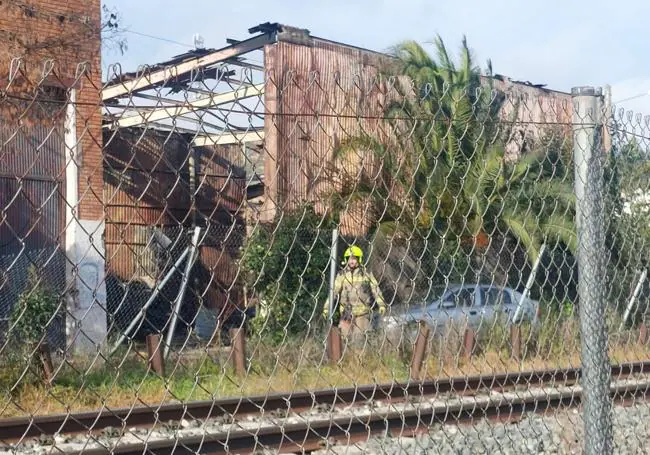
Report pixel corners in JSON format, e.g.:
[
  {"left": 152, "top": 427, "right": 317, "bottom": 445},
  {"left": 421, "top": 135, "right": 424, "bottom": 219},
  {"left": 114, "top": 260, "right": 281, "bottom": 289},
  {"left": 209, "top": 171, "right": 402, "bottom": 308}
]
[{"left": 323, "top": 266, "right": 385, "bottom": 319}]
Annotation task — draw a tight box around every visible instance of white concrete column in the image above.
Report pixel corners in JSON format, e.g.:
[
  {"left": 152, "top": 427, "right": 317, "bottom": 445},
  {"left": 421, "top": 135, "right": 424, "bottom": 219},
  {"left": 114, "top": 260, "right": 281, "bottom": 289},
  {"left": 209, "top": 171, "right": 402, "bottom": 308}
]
[{"left": 64, "top": 88, "right": 107, "bottom": 355}]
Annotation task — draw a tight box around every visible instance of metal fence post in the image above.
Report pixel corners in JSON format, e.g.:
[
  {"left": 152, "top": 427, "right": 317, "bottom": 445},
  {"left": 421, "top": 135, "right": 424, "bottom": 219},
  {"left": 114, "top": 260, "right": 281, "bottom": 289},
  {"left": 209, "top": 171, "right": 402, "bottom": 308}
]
[
  {"left": 328, "top": 228, "right": 339, "bottom": 321},
  {"left": 327, "top": 228, "right": 342, "bottom": 362},
  {"left": 572, "top": 86, "right": 613, "bottom": 455}
]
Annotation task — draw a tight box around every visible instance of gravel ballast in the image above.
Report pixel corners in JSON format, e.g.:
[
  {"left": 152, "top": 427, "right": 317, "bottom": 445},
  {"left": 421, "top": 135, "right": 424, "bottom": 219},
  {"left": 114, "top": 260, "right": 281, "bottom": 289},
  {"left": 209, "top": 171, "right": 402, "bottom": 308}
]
[{"left": 313, "top": 402, "right": 650, "bottom": 454}]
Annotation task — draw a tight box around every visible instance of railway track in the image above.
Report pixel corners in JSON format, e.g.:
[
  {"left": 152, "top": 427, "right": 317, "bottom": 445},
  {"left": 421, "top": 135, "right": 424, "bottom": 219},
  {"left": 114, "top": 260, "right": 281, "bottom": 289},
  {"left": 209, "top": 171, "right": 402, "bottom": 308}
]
[{"left": 2, "top": 361, "right": 650, "bottom": 454}]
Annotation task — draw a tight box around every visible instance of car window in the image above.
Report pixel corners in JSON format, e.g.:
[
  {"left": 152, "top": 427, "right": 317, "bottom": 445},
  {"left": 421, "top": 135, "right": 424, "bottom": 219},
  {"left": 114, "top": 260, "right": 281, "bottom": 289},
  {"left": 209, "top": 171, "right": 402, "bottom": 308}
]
[
  {"left": 443, "top": 288, "right": 475, "bottom": 307},
  {"left": 482, "top": 287, "right": 512, "bottom": 306}
]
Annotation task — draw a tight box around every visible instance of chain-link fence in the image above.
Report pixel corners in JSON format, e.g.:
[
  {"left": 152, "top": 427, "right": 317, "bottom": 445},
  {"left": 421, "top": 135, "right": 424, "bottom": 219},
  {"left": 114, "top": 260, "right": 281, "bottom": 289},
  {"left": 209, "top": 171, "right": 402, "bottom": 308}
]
[{"left": 1, "top": 16, "right": 650, "bottom": 454}]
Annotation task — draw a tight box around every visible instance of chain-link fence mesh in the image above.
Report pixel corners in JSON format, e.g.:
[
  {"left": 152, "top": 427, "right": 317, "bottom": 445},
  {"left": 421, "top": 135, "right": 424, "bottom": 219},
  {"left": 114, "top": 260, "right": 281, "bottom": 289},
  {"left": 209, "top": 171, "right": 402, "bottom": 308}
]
[{"left": 1, "top": 15, "right": 650, "bottom": 454}]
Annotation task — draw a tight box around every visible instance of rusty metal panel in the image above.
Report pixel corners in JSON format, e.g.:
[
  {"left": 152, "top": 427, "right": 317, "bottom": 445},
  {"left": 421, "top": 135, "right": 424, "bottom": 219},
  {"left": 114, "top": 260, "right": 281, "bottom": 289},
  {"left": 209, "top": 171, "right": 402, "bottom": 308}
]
[
  {"left": 104, "top": 243, "right": 139, "bottom": 279},
  {"left": 195, "top": 176, "right": 246, "bottom": 214},
  {"left": 0, "top": 122, "right": 66, "bottom": 179},
  {"left": 105, "top": 207, "right": 188, "bottom": 226},
  {"left": 195, "top": 143, "right": 247, "bottom": 214},
  {"left": 104, "top": 128, "right": 191, "bottom": 279},
  {"left": 482, "top": 76, "right": 573, "bottom": 160},
  {"left": 0, "top": 119, "right": 67, "bottom": 349},
  {"left": 0, "top": 177, "right": 64, "bottom": 254},
  {"left": 263, "top": 40, "right": 393, "bottom": 236},
  {"left": 260, "top": 42, "right": 281, "bottom": 223},
  {"left": 0, "top": 121, "right": 66, "bottom": 257},
  {"left": 198, "top": 220, "right": 246, "bottom": 310},
  {"left": 103, "top": 128, "right": 192, "bottom": 214}
]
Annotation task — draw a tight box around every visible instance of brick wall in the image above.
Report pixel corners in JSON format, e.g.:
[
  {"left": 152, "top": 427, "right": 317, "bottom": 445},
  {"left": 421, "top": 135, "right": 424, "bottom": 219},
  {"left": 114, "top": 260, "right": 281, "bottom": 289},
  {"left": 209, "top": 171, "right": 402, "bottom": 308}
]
[{"left": 0, "top": 0, "right": 103, "bottom": 221}]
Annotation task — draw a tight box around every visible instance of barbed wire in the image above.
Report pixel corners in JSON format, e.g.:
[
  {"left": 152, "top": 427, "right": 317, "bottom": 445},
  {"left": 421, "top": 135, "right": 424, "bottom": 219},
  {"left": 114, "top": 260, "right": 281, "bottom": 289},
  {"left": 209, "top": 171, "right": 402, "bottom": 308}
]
[
  {"left": 612, "top": 127, "right": 650, "bottom": 142},
  {"left": 3, "top": 92, "right": 589, "bottom": 129}
]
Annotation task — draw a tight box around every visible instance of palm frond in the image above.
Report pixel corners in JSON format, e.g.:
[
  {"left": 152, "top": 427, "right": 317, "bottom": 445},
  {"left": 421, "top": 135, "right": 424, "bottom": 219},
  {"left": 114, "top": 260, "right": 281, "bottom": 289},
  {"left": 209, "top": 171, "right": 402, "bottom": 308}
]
[
  {"left": 507, "top": 152, "right": 541, "bottom": 185},
  {"left": 465, "top": 145, "right": 503, "bottom": 203},
  {"left": 502, "top": 213, "right": 541, "bottom": 264},
  {"left": 542, "top": 215, "right": 577, "bottom": 253},
  {"left": 532, "top": 180, "right": 576, "bottom": 209},
  {"left": 433, "top": 35, "right": 456, "bottom": 83}
]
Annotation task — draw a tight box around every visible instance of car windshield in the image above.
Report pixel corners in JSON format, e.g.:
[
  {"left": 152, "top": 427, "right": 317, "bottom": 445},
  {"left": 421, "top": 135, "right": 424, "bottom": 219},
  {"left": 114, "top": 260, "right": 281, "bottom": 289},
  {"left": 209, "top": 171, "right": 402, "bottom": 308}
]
[
  {"left": 428, "top": 285, "right": 451, "bottom": 301},
  {"left": 414, "top": 285, "right": 469, "bottom": 309},
  {"left": 438, "top": 286, "right": 476, "bottom": 308}
]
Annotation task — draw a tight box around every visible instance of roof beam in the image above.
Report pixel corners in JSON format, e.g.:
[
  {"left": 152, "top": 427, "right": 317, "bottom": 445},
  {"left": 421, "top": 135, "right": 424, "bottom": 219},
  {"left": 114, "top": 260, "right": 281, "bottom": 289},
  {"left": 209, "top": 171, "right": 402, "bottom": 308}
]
[
  {"left": 193, "top": 131, "right": 264, "bottom": 147},
  {"left": 102, "top": 32, "right": 275, "bottom": 101},
  {"left": 224, "top": 58, "right": 265, "bottom": 71},
  {"left": 109, "top": 84, "right": 264, "bottom": 128}
]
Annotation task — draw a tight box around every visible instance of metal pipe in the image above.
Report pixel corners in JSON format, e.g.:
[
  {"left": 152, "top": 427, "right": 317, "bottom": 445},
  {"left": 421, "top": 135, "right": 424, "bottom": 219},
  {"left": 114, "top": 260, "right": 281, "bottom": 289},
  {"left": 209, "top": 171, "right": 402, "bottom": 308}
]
[
  {"left": 514, "top": 243, "right": 546, "bottom": 324},
  {"left": 620, "top": 268, "right": 647, "bottom": 331},
  {"left": 109, "top": 247, "right": 190, "bottom": 355},
  {"left": 328, "top": 228, "right": 339, "bottom": 322},
  {"left": 163, "top": 226, "right": 201, "bottom": 359}
]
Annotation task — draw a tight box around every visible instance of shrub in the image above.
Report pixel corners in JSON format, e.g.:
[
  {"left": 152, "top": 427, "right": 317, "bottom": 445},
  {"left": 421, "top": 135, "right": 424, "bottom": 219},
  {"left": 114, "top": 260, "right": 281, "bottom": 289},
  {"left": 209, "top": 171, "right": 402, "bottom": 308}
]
[
  {"left": 240, "top": 206, "right": 336, "bottom": 344},
  {"left": 9, "top": 266, "right": 59, "bottom": 346}
]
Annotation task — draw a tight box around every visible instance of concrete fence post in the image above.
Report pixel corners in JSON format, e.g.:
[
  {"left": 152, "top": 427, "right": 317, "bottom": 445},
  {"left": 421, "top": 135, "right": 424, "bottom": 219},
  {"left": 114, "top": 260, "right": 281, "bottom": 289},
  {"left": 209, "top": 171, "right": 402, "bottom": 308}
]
[{"left": 572, "top": 86, "right": 613, "bottom": 455}]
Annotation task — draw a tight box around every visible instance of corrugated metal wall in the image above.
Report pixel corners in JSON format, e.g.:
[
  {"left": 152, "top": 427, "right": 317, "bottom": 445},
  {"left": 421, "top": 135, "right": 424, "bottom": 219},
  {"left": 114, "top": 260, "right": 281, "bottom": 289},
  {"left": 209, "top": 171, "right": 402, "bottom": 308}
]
[
  {"left": 0, "top": 123, "right": 66, "bottom": 254},
  {"left": 103, "top": 128, "right": 193, "bottom": 280},
  {"left": 485, "top": 76, "right": 572, "bottom": 160},
  {"left": 0, "top": 117, "right": 67, "bottom": 348},
  {"left": 262, "top": 39, "right": 396, "bottom": 237}
]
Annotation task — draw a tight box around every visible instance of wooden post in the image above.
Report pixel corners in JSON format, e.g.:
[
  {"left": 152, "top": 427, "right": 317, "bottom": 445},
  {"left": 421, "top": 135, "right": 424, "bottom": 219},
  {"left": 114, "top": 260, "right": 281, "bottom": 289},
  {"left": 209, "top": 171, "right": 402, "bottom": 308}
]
[
  {"left": 410, "top": 322, "right": 431, "bottom": 380},
  {"left": 327, "top": 326, "right": 342, "bottom": 363},
  {"left": 639, "top": 322, "right": 648, "bottom": 345},
  {"left": 209, "top": 318, "right": 223, "bottom": 348},
  {"left": 38, "top": 342, "right": 54, "bottom": 384},
  {"left": 463, "top": 327, "right": 475, "bottom": 361},
  {"left": 146, "top": 334, "right": 165, "bottom": 376},
  {"left": 230, "top": 327, "right": 247, "bottom": 377},
  {"left": 510, "top": 325, "right": 522, "bottom": 362}
]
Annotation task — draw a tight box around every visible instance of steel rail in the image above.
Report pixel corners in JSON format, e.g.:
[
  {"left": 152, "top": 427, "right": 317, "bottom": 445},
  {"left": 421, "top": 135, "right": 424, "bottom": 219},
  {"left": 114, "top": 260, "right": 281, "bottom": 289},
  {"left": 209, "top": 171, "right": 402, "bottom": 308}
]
[
  {"left": 1, "top": 361, "right": 649, "bottom": 441},
  {"left": 68, "top": 378, "right": 650, "bottom": 455}
]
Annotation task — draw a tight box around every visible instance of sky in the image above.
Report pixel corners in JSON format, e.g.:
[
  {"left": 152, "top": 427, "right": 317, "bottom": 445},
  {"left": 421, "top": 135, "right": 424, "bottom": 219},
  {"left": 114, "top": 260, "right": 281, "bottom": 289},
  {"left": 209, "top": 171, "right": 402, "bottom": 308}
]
[{"left": 101, "top": 0, "right": 650, "bottom": 116}]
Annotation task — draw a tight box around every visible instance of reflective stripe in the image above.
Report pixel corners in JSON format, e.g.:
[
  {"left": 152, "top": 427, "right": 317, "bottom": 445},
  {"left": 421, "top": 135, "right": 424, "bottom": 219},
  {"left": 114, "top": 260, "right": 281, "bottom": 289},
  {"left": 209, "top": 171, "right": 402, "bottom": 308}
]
[{"left": 339, "top": 276, "right": 372, "bottom": 284}]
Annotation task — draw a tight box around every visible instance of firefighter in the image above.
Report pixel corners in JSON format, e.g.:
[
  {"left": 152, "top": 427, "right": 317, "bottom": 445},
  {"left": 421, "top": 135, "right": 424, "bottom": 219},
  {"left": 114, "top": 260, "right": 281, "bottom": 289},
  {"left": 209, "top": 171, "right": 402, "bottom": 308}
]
[{"left": 323, "top": 245, "right": 386, "bottom": 344}]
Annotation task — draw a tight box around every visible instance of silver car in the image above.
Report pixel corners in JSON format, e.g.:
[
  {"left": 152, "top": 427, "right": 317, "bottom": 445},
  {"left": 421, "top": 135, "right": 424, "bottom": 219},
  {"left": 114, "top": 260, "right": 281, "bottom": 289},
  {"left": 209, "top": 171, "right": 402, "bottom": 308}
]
[{"left": 383, "top": 284, "right": 540, "bottom": 339}]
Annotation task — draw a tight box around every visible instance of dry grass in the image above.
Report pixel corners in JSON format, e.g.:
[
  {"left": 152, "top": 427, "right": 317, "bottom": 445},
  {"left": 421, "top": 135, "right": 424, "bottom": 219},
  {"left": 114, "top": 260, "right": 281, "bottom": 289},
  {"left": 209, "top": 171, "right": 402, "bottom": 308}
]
[{"left": 2, "top": 314, "right": 650, "bottom": 418}]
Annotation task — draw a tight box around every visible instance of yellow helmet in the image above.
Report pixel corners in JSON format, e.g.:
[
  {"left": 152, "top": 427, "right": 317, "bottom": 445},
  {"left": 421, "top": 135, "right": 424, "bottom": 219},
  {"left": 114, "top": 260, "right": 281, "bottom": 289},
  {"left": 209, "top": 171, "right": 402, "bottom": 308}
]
[{"left": 343, "top": 245, "right": 364, "bottom": 264}]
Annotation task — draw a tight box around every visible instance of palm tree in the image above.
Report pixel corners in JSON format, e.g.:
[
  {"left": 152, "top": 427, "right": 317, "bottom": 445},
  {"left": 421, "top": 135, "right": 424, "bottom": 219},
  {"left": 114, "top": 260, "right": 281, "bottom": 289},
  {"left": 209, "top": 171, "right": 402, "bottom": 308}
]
[
  {"left": 329, "top": 35, "right": 575, "bottom": 279},
  {"left": 462, "top": 141, "right": 576, "bottom": 263}
]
